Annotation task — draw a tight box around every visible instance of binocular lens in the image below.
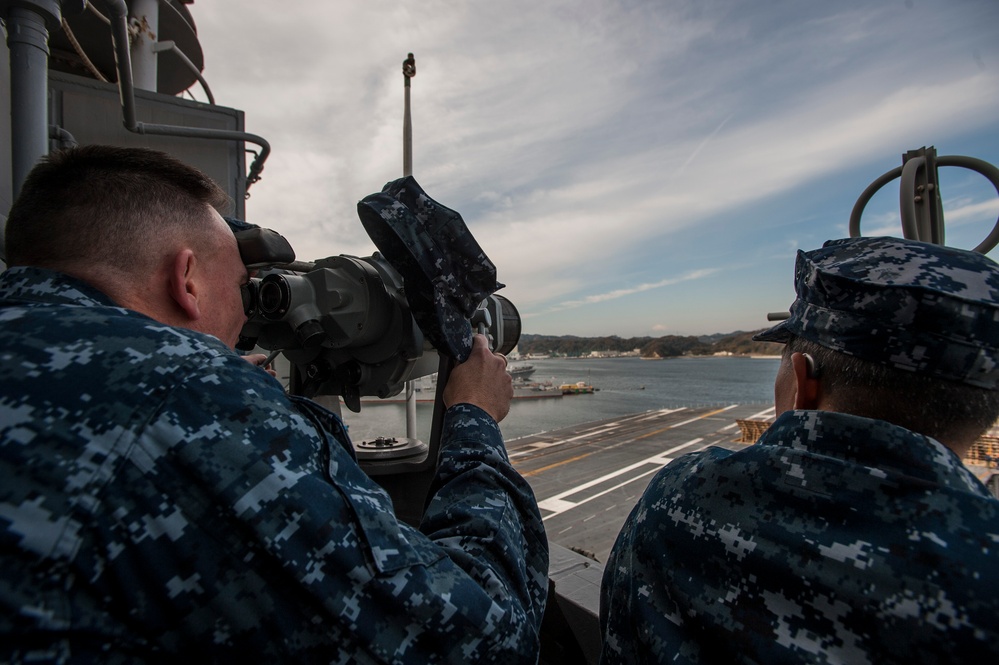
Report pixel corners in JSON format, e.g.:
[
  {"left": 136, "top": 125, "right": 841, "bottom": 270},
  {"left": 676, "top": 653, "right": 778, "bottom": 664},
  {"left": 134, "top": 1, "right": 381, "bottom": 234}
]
[
  {"left": 243, "top": 275, "right": 294, "bottom": 320},
  {"left": 495, "top": 296, "right": 521, "bottom": 356},
  {"left": 259, "top": 278, "right": 289, "bottom": 317}
]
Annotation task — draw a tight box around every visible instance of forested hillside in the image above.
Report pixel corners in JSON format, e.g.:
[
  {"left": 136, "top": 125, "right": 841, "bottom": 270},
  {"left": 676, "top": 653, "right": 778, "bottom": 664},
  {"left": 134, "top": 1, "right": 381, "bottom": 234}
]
[{"left": 517, "top": 330, "right": 781, "bottom": 358}]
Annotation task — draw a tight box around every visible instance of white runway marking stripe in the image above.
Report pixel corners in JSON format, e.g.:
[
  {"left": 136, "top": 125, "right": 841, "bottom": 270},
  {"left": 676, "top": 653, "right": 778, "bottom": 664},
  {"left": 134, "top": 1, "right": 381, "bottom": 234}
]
[
  {"left": 509, "top": 425, "right": 620, "bottom": 458},
  {"left": 636, "top": 407, "right": 687, "bottom": 422},
  {"left": 538, "top": 438, "right": 705, "bottom": 520},
  {"left": 668, "top": 404, "right": 739, "bottom": 428}
]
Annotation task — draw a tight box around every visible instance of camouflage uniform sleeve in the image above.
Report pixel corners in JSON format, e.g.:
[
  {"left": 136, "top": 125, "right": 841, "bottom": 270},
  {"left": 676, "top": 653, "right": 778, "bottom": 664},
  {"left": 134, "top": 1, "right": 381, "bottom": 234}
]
[
  {"left": 75, "top": 350, "right": 546, "bottom": 662},
  {"left": 420, "top": 403, "right": 550, "bottom": 658}
]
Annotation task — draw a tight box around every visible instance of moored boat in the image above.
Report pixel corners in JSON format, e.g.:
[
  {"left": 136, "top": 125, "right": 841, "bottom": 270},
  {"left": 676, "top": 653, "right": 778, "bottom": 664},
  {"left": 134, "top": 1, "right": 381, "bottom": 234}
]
[
  {"left": 508, "top": 363, "right": 536, "bottom": 379},
  {"left": 560, "top": 381, "right": 596, "bottom": 395}
]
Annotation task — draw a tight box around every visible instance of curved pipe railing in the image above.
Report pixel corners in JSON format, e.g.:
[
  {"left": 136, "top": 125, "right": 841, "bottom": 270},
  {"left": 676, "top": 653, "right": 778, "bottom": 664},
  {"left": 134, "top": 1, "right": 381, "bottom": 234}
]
[{"left": 102, "top": 0, "right": 269, "bottom": 189}]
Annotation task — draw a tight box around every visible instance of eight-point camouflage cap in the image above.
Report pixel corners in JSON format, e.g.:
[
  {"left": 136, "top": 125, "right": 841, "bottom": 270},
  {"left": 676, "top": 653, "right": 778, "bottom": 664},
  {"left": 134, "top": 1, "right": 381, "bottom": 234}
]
[
  {"left": 357, "top": 176, "right": 503, "bottom": 362},
  {"left": 753, "top": 236, "right": 999, "bottom": 390}
]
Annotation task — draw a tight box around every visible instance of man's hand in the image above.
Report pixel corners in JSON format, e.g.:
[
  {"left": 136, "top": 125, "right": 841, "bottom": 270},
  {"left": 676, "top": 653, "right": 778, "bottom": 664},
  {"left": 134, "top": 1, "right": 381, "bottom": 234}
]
[
  {"left": 242, "top": 353, "right": 278, "bottom": 378},
  {"left": 444, "top": 334, "right": 514, "bottom": 423}
]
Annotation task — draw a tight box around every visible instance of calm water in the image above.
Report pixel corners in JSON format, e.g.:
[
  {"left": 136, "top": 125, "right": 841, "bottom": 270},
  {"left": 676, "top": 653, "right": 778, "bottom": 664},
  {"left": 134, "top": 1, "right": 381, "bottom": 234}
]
[{"left": 339, "top": 356, "right": 780, "bottom": 444}]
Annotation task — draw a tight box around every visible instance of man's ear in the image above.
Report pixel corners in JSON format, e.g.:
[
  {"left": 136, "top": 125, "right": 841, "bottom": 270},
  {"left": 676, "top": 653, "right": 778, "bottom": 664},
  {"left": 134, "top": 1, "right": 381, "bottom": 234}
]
[
  {"left": 168, "top": 249, "right": 202, "bottom": 322},
  {"left": 789, "top": 351, "right": 822, "bottom": 409}
]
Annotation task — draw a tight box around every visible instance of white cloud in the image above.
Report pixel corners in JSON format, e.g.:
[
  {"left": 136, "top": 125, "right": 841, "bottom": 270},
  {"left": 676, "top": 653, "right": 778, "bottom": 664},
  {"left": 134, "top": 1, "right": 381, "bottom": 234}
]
[
  {"left": 540, "top": 268, "right": 721, "bottom": 315},
  {"left": 944, "top": 198, "right": 999, "bottom": 227},
  {"left": 189, "top": 0, "right": 999, "bottom": 335}
]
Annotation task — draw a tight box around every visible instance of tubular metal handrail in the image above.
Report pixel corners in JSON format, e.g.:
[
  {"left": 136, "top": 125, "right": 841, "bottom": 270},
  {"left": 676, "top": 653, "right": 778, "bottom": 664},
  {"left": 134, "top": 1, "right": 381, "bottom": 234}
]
[
  {"left": 152, "top": 40, "right": 215, "bottom": 105},
  {"left": 101, "top": 0, "right": 269, "bottom": 191}
]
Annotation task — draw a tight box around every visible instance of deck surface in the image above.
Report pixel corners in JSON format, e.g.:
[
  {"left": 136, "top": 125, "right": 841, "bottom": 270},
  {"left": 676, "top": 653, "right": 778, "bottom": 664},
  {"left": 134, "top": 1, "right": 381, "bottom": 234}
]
[{"left": 508, "top": 403, "right": 775, "bottom": 563}]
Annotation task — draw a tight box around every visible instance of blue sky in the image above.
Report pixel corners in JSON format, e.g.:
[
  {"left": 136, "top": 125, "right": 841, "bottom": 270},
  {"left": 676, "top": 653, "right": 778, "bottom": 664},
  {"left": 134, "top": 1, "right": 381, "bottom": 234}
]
[{"left": 191, "top": 0, "right": 999, "bottom": 337}]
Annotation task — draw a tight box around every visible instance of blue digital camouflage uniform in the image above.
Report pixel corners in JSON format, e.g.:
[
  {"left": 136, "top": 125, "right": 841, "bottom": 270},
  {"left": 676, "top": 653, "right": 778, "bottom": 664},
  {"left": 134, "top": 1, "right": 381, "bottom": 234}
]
[
  {"left": 0, "top": 267, "right": 548, "bottom": 663},
  {"left": 600, "top": 409, "right": 999, "bottom": 664},
  {"left": 601, "top": 236, "right": 999, "bottom": 664}
]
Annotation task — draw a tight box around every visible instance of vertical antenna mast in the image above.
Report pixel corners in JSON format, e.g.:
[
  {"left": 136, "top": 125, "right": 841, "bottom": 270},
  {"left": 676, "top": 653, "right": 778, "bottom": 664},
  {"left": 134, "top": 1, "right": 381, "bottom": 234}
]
[
  {"left": 402, "top": 53, "right": 418, "bottom": 437},
  {"left": 403, "top": 53, "right": 416, "bottom": 177}
]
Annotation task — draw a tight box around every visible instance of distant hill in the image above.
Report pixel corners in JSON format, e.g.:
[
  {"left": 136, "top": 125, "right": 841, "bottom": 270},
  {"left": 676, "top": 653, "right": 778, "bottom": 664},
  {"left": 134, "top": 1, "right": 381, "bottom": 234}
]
[
  {"left": 704, "top": 330, "right": 783, "bottom": 357},
  {"left": 697, "top": 330, "right": 754, "bottom": 344},
  {"left": 516, "top": 334, "right": 654, "bottom": 357},
  {"left": 517, "top": 331, "right": 781, "bottom": 358}
]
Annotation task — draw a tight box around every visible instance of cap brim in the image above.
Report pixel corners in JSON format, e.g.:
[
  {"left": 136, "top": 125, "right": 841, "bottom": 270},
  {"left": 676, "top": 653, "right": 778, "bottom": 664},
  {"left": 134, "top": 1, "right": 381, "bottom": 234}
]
[{"left": 752, "top": 320, "right": 792, "bottom": 343}]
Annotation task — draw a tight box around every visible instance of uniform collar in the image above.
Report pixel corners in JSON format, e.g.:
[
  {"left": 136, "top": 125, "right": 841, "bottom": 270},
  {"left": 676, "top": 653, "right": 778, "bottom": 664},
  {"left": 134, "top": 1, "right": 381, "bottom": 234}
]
[
  {"left": 0, "top": 266, "right": 120, "bottom": 308},
  {"left": 758, "top": 409, "right": 990, "bottom": 497}
]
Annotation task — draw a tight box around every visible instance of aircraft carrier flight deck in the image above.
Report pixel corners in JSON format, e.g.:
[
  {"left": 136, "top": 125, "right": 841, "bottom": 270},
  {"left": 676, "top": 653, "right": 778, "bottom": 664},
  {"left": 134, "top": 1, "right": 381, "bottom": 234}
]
[{"left": 509, "top": 403, "right": 776, "bottom": 564}]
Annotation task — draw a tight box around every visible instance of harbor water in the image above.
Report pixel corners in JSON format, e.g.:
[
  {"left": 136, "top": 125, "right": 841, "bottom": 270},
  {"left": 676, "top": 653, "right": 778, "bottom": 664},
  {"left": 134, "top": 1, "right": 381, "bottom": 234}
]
[{"left": 339, "top": 355, "right": 781, "bottom": 444}]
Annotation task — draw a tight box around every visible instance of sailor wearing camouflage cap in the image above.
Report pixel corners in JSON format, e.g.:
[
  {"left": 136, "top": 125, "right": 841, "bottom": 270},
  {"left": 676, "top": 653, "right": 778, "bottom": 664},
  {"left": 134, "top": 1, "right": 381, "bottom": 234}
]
[
  {"left": 601, "top": 236, "right": 999, "bottom": 665},
  {"left": 754, "top": 236, "right": 999, "bottom": 391}
]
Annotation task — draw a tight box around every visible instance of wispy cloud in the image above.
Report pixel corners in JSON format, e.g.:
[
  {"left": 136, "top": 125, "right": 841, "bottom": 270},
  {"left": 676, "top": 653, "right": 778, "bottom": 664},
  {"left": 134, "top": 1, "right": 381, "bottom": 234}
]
[
  {"left": 537, "top": 268, "right": 721, "bottom": 315},
  {"left": 191, "top": 0, "right": 999, "bottom": 335},
  {"left": 944, "top": 198, "right": 999, "bottom": 227},
  {"left": 677, "top": 115, "right": 734, "bottom": 176}
]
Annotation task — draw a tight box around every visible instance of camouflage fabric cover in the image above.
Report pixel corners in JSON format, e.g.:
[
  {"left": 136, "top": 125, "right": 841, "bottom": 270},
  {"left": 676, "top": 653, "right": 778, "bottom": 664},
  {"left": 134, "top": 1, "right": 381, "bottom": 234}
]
[
  {"left": 600, "top": 409, "right": 999, "bottom": 664},
  {"left": 754, "top": 236, "right": 999, "bottom": 390},
  {"left": 0, "top": 267, "right": 548, "bottom": 663},
  {"left": 357, "top": 176, "right": 503, "bottom": 362}
]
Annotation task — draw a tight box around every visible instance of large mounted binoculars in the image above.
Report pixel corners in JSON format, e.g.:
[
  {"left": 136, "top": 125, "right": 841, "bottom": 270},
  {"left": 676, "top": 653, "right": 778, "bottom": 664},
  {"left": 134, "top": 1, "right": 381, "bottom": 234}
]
[
  {"left": 237, "top": 252, "right": 520, "bottom": 411},
  {"left": 230, "top": 176, "right": 521, "bottom": 411}
]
